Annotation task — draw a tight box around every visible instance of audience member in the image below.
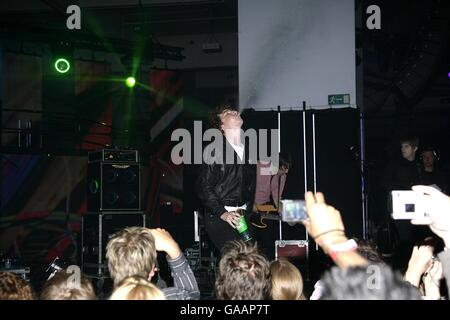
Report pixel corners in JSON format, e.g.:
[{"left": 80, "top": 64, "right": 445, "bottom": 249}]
[
  {"left": 110, "top": 276, "right": 165, "bottom": 300},
  {"left": 0, "top": 272, "right": 34, "bottom": 300},
  {"left": 40, "top": 269, "right": 95, "bottom": 300},
  {"left": 106, "top": 227, "right": 199, "bottom": 300},
  {"left": 270, "top": 258, "right": 306, "bottom": 300},
  {"left": 320, "top": 265, "right": 422, "bottom": 300},
  {"left": 411, "top": 185, "right": 450, "bottom": 292},
  {"left": 215, "top": 240, "right": 271, "bottom": 300}
]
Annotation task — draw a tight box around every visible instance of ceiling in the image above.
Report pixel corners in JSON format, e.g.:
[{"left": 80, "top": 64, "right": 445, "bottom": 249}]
[
  {"left": 1, "top": 0, "right": 449, "bottom": 115},
  {"left": 0, "top": 0, "right": 238, "bottom": 36}
]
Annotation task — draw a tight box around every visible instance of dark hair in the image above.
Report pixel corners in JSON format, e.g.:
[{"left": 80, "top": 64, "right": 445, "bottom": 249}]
[
  {"left": 215, "top": 240, "right": 271, "bottom": 300},
  {"left": 420, "top": 147, "right": 438, "bottom": 159},
  {"left": 0, "top": 272, "right": 35, "bottom": 300},
  {"left": 354, "top": 239, "right": 383, "bottom": 264},
  {"left": 279, "top": 152, "right": 292, "bottom": 170},
  {"left": 400, "top": 136, "right": 419, "bottom": 149},
  {"left": 208, "top": 104, "right": 238, "bottom": 130},
  {"left": 320, "top": 265, "right": 422, "bottom": 300}
]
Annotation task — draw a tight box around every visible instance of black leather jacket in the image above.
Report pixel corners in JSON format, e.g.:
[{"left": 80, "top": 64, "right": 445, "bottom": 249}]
[{"left": 197, "top": 139, "right": 256, "bottom": 220}]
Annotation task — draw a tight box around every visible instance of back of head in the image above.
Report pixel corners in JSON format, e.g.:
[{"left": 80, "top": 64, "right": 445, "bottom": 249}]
[
  {"left": 355, "top": 239, "right": 384, "bottom": 264},
  {"left": 320, "top": 265, "right": 422, "bottom": 300},
  {"left": 110, "top": 276, "right": 165, "bottom": 300},
  {"left": 106, "top": 227, "right": 156, "bottom": 286},
  {"left": 40, "top": 270, "right": 96, "bottom": 300},
  {"left": 215, "top": 240, "right": 271, "bottom": 300},
  {"left": 270, "top": 259, "right": 305, "bottom": 300},
  {"left": 0, "top": 272, "right": 35, "bottom": 300}
]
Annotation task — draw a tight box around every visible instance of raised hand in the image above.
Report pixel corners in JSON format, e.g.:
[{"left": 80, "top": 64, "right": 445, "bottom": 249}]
[
  {"left": 411, "top": 185, "right": 450, "bottom": 247},
  {"left": 303, "top": 192, "right": 347, "bottom": 253}
]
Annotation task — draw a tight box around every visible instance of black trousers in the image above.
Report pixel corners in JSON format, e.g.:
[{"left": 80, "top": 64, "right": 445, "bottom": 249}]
[
  {"left": 204, "top": 213, "right": 241, "bottom": 252},
  {"left": 252, "top": 219, "right": 278, "bottom": 261},
  {"left": 204, "top": 212, "right": 256, "bottom": 254}
]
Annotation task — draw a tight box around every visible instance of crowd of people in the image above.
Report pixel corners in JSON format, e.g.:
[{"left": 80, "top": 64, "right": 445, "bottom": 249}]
[{"left": 1, "top": 185, "right": 449, "bottom": 300}]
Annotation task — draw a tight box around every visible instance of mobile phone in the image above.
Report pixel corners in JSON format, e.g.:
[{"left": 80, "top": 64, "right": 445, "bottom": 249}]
[
  {"left": 391, "top": 190, "right": 427, "bottom": 220},
  {"left": 280, "top": 200, "right": 308, "bottom": 222}
]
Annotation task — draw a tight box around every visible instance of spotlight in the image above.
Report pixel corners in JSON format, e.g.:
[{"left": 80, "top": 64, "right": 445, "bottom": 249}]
[
  {"left": 54, "top": 58, "right": 71, "bottom": 74},
  {"left": 125, "top": 77, "right": 136, "bottom": 88}
]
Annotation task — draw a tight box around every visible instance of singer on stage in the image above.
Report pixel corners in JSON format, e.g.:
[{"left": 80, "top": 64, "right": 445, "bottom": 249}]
[{"left": 196, "top": 104, "right": 256, "bottom": 252}]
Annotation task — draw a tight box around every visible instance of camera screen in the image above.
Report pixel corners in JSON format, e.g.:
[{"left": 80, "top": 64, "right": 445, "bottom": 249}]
[
  {"left": 405, "top": 203, "right": 415, "bottom": 212},
  {"left": 281, "top": 200, "right": 307, "bottom": 222}
]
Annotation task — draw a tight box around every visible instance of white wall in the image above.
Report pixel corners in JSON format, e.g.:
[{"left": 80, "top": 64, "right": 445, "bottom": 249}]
[{"left": 238, "top": 0, "right": 356, "bottom": 110}]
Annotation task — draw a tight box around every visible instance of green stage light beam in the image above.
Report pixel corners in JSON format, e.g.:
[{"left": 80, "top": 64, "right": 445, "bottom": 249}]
[{"left": 54, "top": 58, "right": 71, "bottom": 73}]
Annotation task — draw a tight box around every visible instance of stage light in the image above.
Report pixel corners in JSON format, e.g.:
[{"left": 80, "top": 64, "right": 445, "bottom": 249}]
[
  {"left": 54, "top": 58, "right": 70, "bottom": 73},
  {"left": 448, "top": 72, "right": 450, "bottom": 78},
  {"left": 125, "top": 77, "right": 136, "bottom": 88}
]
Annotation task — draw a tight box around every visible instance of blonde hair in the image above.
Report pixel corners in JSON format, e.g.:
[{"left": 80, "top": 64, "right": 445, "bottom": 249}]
[
  {"left": 270, "top": 259, "right": 306, "bottom": 300},
  {"left": 0, "top": 272, "right": 35, "bottom": 300},
  {"left": 106, "top": 227, "right": 157, "bottom": 286},
  {"left": 40, "top": 270, "right": 96, "bottom": 300},
  {"left": 109, "top": 276, "right": 165, "bottom": 300}
]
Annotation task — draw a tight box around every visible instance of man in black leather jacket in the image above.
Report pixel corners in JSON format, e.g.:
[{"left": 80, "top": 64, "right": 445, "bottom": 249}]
[
  {"left": 197, "top": 104, "right": 256, "bottom": 251},
  {"left": 382, "top": 136, "right": 424, "bottom": 270}
]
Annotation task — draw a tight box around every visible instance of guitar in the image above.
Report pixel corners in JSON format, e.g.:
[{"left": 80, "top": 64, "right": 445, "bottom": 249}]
[{"left": 250, "top": 204, "right": 281, "bottom": 229}]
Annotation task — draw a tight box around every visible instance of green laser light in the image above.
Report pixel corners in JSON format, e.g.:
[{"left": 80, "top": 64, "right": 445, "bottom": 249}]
[
  {"left": 126, "top": 77, "right": 136, "bottom": 88},
  {"left": 54, "top": 58, "right": 70, "bottom": 73}
]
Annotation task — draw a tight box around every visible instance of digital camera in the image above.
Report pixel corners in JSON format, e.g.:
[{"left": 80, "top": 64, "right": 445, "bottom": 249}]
[
  {"left": 280, "top": 200, "right": 308, "bottom": 223},
  {"left": 391, "top": 190, "right": 428, "bottom": 220}
]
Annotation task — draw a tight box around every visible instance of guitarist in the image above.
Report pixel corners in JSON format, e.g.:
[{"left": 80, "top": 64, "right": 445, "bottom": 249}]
[{"left": 252, "top": 152, "right": 291, "bottom": 260}]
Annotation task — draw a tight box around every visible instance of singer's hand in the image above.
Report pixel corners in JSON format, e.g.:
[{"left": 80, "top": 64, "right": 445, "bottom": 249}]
[{"left": 220, "top": 211, "right": 241, "bottom": 229}]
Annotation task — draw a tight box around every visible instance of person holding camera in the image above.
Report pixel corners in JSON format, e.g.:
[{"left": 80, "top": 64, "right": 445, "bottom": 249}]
[
  {"left": 411, "top": 185, "right": 450, "bottom": 295},
  {"left": 302, "top": 191, "right": 422, "bottom": 300}
]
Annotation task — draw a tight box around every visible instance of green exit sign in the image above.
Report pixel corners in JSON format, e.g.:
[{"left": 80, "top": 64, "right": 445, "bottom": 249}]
[{"left": 328, "top": 94, "right": 350, "bottom": 105}]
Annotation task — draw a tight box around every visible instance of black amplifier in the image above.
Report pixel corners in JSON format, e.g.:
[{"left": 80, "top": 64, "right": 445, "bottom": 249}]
[
  {"left": 81, "top": 212, "right": 146, "bottom": 277},
  {"left": 88, "top": 149, "right": 138, "bottom": 163}
]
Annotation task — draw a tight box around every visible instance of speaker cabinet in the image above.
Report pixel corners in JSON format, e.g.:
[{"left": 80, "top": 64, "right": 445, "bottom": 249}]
[
  {"left": 81, "top": 212, "right": 146, "bottom": 276},
  {"left": 87, "top": 162, "right": 141, "bottom": 211}
]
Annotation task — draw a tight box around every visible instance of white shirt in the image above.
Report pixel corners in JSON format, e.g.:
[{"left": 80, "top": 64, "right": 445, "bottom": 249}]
[{"left": 229, "top": 142, "right": 244, "bottom": 162}]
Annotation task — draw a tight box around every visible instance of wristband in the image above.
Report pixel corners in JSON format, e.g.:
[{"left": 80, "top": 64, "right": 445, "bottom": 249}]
[
  {"left": 328, "top": 239, "right": 358, "bottom": 261},
  {"left": 314, "top": 229, "right": 345, "bottom": 241}
]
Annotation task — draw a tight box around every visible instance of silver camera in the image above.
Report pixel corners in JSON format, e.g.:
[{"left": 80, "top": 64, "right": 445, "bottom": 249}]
[
  {"left": 391, "top": 190, "right": 428, "bottom": 220},
  {"left": 280, "top": 200, "right": 308, "bottom": 222}
]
